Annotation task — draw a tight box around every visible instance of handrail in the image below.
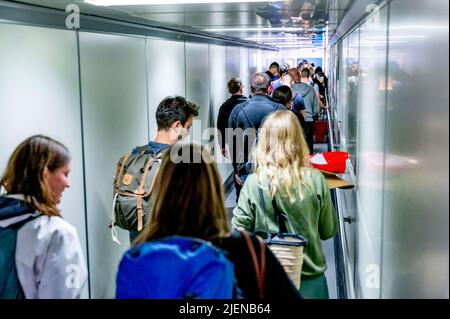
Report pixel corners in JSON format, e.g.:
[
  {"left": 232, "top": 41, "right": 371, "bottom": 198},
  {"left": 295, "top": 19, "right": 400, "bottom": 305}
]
[{"left": 326, "top": 107, "right": 335, "bottom": 151}]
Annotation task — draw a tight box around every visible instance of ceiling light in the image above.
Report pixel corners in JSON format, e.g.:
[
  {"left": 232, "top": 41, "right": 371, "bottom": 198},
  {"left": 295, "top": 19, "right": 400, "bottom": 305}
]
[
  {"left": 366, "top": 35, "right": 428, "bottom": 39},
  {"left": 85, "top": 0, "right": 283, "bottom": 5},
  {"left": 389, "top": 25, "right": 448, "bottom": 30},
  {"left": 245, "top": 37, "right": 310, "bottom": 41},
  {"left": 204, "top": 27, "right": 303, "bottom": 32},
  {"left": 264, "top": 42, "right": 312, "bottom": 45}
]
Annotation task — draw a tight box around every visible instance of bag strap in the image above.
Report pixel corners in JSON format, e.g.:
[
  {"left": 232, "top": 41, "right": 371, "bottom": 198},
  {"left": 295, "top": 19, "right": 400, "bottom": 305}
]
[
  {"left": 114, "top": 154, "right": 130, "bottom": 191},
  {"left": 258, "top": 186, "right": 288, "bottom": 235},
  {"left": 239, "top": 103, "right": 257, "bottom": 131},
  {"left": 271, "top": 196, "right": 288, "bottom": 234},
  {"left": 238, "top": 229, "right": 266, "bottom": 298},
  {"left": 11, "top": 214, "right": 40, "bottom": 229}
]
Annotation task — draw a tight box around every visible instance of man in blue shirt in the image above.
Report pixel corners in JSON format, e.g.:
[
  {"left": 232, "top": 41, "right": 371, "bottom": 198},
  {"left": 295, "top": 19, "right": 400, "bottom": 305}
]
[
  {"left": 129, "top": 96, "right": 199, "bottom": 242},
  {"left": 228, "top": 72, "right": 286, "bottom": 198}
]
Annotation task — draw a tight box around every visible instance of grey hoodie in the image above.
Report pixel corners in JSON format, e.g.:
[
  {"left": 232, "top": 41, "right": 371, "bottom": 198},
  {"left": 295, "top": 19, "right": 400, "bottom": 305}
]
[
  {"left": 291, "top": 82, "right": 320, "bottom": 122},
  {"left": 0, "top": 195, "right": 87, "bottom": 299}
]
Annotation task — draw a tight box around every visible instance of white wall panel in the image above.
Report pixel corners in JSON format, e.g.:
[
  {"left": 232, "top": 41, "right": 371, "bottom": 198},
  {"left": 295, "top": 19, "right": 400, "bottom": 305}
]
[
  {"left": 185, "top": 42, "right": 210, "bottom": 146},
  {"left": 381, "top": 0, "right": 449, "bottom": 298},
  {"left": 226, "top": 46, "right": 239, "bottom": 81},
  {"left": 79, "top": 32, "right": 148, "bottom": 298},
  {"left": 210, "top": 45, "right": 231, "bottom": 181},
  {"left": 248, "top": 48, "right": 258, "bottom": 79},
  {"left": 0, "top": 23, "right": 88, "bottom": 298},
  {"left": 354, "top": 5, "right": 388, "bottom": 299},
  {"left": 146, "top": 38, "right": 186, "bottom": 140},
  {"left": 238, "top": 47, "right": 250, "bottom": 97}
]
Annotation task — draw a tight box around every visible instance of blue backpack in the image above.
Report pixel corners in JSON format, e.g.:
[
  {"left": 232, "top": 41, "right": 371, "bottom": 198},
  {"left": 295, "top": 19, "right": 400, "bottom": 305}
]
[{"left": 116, "top": 236, "right": 238, "bottom": 299}]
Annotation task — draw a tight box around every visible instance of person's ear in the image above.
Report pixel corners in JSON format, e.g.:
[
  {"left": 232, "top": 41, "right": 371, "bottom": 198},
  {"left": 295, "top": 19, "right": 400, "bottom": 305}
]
[
  {"left": 171, "top": 120, "right": 182, "bottom": 130},
  {"left": 42, "top": 166, "right": 50, "bottom": 182}
]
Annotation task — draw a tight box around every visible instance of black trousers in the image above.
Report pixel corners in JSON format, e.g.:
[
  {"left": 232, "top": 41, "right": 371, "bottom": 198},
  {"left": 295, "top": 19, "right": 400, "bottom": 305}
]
[{"left": 304, "top": 121, "right": 315, "bottom": 155}]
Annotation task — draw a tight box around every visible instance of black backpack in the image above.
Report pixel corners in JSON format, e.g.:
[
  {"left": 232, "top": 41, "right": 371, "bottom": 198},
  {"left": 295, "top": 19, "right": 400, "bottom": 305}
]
[{"left": 111, "top": 145, "right": 169, "bottom": 244}]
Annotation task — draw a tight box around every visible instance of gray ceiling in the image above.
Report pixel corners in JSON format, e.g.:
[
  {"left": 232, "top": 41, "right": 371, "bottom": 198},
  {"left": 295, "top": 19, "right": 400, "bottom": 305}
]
[{"left": 11, "top": 0, "right": 353, "bottom": 49}]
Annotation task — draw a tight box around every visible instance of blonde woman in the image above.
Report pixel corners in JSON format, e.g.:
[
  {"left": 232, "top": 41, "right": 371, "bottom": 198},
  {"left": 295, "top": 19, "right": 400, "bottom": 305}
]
[{"left": 231, "top": 111, "right": 337, "bottom": 299}]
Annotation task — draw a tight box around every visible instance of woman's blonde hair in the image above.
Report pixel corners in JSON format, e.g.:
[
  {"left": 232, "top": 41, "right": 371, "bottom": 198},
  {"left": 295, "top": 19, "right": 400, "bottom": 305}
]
[
  {"left": 254, "top": 111, "right": 310, "bottom": 202},
  {"left": 0, "top": 135, "right": 71, "bottom": 217},
  {"left": 136, "top": 143, "right": 229, "bottom": 244}
]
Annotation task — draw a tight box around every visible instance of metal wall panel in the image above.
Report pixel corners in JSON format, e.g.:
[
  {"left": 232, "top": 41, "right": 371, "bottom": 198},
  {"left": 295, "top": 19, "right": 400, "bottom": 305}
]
[
  {"left": 238, "top": 47, "right": 250, "bottom": 97},
  {"left": 79, "top": 32, "right": 148, "bottom": 298},
  {"left": 226, "top": 46, "right": 239, "bottom": 81},
  {"left": 185, "top": 42, "right": 211, "bottom": 146},
  {"left": 381, "top": 0, "right": 449, "bottom": 298},
  {"left": 146, "top": 38, "right": 186, "bottom": 140},
  {"left": 354, "top": 5, "right": 388, "bottom": 299},
  {"left": 210, "top": 45, "right": 231, "bottom": 181},
  {"left": 346, "top": 30, "right": 360, "bottom": 169},
  {"left": 248, "top": 48, "right": 258, "bottom": 79},
  {"left": 0, "top": 23, "right": 88, "bottom": 298}
]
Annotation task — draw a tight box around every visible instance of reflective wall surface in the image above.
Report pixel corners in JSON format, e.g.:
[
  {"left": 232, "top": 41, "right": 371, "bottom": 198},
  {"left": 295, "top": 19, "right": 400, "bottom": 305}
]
[
  {"left": 209, "top": 45, "right": 230, "bottom": 181},
  {"left": 146, "top": 38, "right": 186, "bottom": 140},
  {"left": 382, "top": 0, "right": 449, "bottom": 299},
  {"left": 79, "top": 32, "right": 149, "bottom": 298},
  {"left": 0, "top": 24, "right": 88, "bottom": 298},
  {"left": 330, "top": 0, "right": 449, "bottom": 298},
  {"left": 0, "top": 20, "right": 271, "bottom": 298}
]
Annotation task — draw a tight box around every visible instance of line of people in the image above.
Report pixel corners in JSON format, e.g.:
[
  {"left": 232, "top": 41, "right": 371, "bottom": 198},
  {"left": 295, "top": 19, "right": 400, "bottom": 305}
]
[{"left": 0, "top": 61, "right": 336, "bottom": 299}]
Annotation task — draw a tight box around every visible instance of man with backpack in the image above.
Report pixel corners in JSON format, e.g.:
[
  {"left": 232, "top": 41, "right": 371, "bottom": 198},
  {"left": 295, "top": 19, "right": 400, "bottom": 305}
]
[
  {"left": 228, "top": 72, "right": 286, "bottom": 198},
  {"left": 111, "top": 96, "right": 199, "bottom": 244}
]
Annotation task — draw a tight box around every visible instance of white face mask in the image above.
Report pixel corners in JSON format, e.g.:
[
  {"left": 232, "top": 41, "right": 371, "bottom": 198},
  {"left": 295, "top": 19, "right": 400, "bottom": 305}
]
[{"left": 176, "top": 126, "right": 189, "bottom": 141}]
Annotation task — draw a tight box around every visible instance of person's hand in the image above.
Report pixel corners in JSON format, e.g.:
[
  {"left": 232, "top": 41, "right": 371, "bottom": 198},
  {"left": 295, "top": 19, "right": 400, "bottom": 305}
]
[
  {"left": 234, "top": 173, "right": 243, "bottom": 186},
  {"left": 221, "top": 148, "right": 228, "bottom": 158}
]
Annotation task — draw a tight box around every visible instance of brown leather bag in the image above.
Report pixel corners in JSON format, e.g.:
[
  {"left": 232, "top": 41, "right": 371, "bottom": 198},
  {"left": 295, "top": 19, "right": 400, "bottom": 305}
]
[{"left": 238, "top": 229, "right": 266, "bottom": 298}]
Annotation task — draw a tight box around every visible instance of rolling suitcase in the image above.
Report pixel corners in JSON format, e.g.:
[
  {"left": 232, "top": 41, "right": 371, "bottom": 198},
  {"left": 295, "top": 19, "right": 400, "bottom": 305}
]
[{"left": 314, "top": 110, "right": 328, "bottom": 143}]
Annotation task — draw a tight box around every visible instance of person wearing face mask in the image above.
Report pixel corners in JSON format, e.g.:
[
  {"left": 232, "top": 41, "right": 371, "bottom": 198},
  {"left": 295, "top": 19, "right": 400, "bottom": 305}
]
[
  {"left": 313, "top": 67, "right": 329, "bottom": 108},
  {"left": 0, "top": 135, "right": 87, "bottom": 298},
  {"left": 125, "top": 96, "right": 199, "bottom": 243}
]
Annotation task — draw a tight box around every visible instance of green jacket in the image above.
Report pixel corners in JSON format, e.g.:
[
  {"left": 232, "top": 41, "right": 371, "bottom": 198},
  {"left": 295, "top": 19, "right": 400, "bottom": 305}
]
[{"left": 231, "top": 168, "right": 337, "bottom": 278}]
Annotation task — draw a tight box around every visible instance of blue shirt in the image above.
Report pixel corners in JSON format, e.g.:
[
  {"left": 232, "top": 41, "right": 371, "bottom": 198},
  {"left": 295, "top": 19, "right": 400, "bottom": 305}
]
[{"left": 132, "top": 141, "right": 170, "bottom": 155}]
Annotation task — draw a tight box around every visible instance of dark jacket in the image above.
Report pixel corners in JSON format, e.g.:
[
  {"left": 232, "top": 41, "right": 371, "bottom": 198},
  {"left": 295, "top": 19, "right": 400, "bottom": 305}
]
[
  {"left": 213, "top": 231, "right": 302, "bottom": 299},
  {"left": 217, "top": 95, "right": 247, "bottom": 149},
  {"left": 228, "top": 95, "right": 286, "bottom": 172},
  {"left": 228, "top": 94, "right": 286, "bottom": 131}
]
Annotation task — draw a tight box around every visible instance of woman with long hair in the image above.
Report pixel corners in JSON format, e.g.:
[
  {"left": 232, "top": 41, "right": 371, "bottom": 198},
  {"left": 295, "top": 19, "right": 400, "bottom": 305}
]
[
  {"left": 117, "top": 142, "right": 301, "bottom": 299},
  {"left": 0, "top": 135, "right": 87, "bottom": 298},
  {"left": 232, "top": 111, "right": 337, "bottom": 299}
]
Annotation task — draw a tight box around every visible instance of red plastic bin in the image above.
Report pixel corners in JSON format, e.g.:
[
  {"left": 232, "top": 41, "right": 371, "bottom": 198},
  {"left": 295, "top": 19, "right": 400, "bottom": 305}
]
[{"left": 310, "top": 151, "right": 350, "bottom": 174}]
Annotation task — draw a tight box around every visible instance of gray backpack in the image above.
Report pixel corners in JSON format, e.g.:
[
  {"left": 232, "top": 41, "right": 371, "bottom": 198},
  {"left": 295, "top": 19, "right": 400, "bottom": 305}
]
[{"left": 110, "top": 145, "right": 169, "bottom": 244}]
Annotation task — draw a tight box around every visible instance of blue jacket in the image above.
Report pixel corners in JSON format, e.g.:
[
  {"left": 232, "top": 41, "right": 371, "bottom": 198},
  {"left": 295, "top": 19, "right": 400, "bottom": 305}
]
[{"left": 228, "top": 94, "right": 286, "bottom": 131}]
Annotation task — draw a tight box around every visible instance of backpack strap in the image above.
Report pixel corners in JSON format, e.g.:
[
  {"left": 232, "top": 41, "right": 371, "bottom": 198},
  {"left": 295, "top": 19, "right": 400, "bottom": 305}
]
[
  {"left": 114, "top": 154, "right": 130, "bottom": 191},
  {"left": 137, "top": 145, "right": 148, "bottom": 155},
  {"left": 135, "top": 157, "right": 156, "bottom": 231},
  {"left": 238, "top": 229, "right": 266, "bottom": 298}
]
